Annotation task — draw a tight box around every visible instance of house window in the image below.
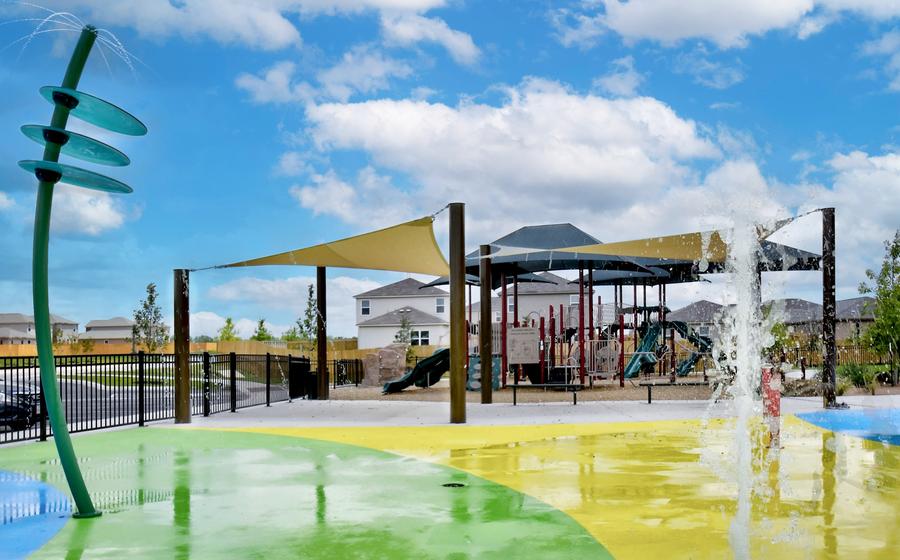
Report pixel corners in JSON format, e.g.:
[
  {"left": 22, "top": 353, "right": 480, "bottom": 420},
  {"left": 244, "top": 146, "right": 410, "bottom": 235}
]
[
  {"left": 494, "top": 312, "right": 501, "bottom": 323},
  {"left": 569, "top": 295, "right": 580, "bottom": 305},
  {"left": 436, "top": 297, "right": 445, "bottom": 314},
  {"left": 507, "top": 300, "right": 515, "bottom": 313},
  {"left": 361, "top": 299, "right": 370, "bottom": 316},
  {"left": 411, "top": 330, "right": 430, "bottom": 346},
  {"left": 698, "top": 325, "right": 710, "bottom": 337}
]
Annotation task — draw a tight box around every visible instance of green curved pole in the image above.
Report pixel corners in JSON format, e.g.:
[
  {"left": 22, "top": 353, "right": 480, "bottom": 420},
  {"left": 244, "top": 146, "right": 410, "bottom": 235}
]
[{"left": 33, "top": 25, "right": 100, "bottom": 518}]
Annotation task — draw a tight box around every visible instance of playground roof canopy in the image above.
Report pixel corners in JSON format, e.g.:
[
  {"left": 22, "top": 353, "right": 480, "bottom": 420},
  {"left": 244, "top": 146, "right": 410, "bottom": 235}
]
[
  {"left": 215, "top": 217, "right": 450, "bottom": 276},
  {"left": 465, "top": 223, "right": 652, "bottom": 276}
]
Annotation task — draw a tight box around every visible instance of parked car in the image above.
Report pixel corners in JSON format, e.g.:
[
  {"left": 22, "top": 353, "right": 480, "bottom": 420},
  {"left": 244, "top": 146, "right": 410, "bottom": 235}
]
[{"left": 0, "top": 383, "right": 39, "bottom": 431}]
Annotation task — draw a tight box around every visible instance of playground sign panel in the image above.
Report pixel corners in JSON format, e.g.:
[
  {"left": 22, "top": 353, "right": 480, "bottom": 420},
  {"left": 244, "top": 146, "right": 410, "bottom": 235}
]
[{"left": 508, "top": 327, "right": 539, "bottom": 364}]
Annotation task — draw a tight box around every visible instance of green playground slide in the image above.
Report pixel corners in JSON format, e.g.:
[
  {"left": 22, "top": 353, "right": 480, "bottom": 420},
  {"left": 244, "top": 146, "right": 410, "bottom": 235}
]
[
  {"left": 624, "top": 322, "right": 662, "bottom": 378},
  {"left": 382, "top": 348, "right": 450, "bottom": 394},
  {"left": 623, "top": 321, "right": 714, "bottom": 378},
  {"left": 670, "top": 321, "right": 713, "bottom": 377}
]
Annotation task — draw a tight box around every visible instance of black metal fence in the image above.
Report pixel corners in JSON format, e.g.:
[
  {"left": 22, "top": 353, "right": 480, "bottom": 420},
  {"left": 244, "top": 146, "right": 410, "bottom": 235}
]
[{"left": 0, "top": 352, "right": 363, "bottom": 445}]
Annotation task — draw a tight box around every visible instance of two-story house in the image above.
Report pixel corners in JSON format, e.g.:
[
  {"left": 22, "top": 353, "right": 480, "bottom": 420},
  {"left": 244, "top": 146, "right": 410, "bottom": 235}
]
[
  {"left": 81, "top": 317, "right": 136, "bottom": 344},
  {"left": 354, "top": 278, "right": 450, "bottom": 349},
  {"left": 467, "top": 272, "right": 603, "bottom": 328},
  {"left": 0, "top": 313, "right": 78, "bottom": 345}
]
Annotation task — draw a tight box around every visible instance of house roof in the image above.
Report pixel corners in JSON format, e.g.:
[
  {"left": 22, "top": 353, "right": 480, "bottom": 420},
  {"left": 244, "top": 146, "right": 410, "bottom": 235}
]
[
  {"left": 0, "top": 326, "right": 34, "bottom": 340},
  {"left": 668, "top": 300, "right": 723, "bottom": 323},
  {"left": 355, "top": 278, "right": 447, "bottom": 298},
  {"left": 0, "top": 313, "right": 76, "bottom": 325},
  {"left": 79, "top": 329, "right": 134, "bottom": 340},
  {"left": 763, "top": 298, "right": 823, "bottom": 324},
  {"left": 358, "top": 307, "right": 447, "bottom": 327},
  {"left": 85, "top": 316, "right": 134, "bottom": 329},
  {"left": 836, "top": 296, "right": 875, "bottom": 321}
]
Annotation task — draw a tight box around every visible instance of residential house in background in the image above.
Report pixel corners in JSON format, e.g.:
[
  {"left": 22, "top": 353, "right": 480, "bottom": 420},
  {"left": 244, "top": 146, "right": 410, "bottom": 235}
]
[
  {"left": 667, "top": 300, "right": 724, "bottom": 338},
  {"left": 467, "top": 272, "right": 597, "bottom": 328},
  {"left": 355, "top": 279, "right": 449, "bottom": 349},
  {"left": 836, "top": 296, "right": 875, "bottom": 340},
  {"left": 0, "top": 313, "right": 78, "bottom": 345},
  {"left": 81, "top": 317, "right": 135, "bottom": 345}
]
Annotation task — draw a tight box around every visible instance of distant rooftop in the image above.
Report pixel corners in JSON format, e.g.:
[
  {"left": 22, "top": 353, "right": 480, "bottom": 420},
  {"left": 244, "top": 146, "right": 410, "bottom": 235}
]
[
  {"left": 358, "top": 307, "right": 447, "bottom": 327},
  {"left": 668, "top": 300, "right": 724, "bottom": 324},
  {"left": 355, "top": 278, "right": 447, "bottom": 299},
  {"left": 0, "top": 313, "right": 77, "bottom": 325},
  {"left": 85, "top": 316, "right": 134, "bottom": 329}
]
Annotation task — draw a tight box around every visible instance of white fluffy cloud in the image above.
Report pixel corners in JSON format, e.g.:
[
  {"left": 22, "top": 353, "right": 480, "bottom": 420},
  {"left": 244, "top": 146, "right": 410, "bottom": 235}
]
[
  {"left": 189, "top": 311, "right": 291, "bottom": 339},
  {"left": 237, "top": 47, "right": 412, "bottom": 103},
  {"left": 593, "top": 56, "right": 644, "bottom": 96},
  {"left": 306, "top": 77, "right": 718, "bottom": 238},
  {"left": 31, "top": 0, "right": 450, "bottom": 50},
  {"left": 861, "top": 29, "right": 900, "bottom": 91},
  {"left": 381, "top": 13, "right": 480, "bottom": 65},
  {"left": 235, "top": 61, "right": 314, "bottom": 103},
  {"left": 674, "top": 46, "right": 745, "bottom": 89},
  {"left": 207, "top": 274, "right": 381, "bottom": 335},
  {"left": 51, "top": 188, "right": 129, "bottom": 235},
  {"left": 553, "top": 1, "right": 900, "bottom": 50},
  {"left": 0, "top": 192, "right": 13, "bottom": 210},
  {"left": 318, "top": 45, "right": 413, "bottom": 101},
  {"left": 289, "top": 166, "right": 415, "bottom": 227}
]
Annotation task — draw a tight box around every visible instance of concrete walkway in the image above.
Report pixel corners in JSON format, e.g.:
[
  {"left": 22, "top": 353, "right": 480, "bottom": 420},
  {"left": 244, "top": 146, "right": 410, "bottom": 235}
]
[{"left": 184, "top": 394, "right": 900, "bottom": 428}]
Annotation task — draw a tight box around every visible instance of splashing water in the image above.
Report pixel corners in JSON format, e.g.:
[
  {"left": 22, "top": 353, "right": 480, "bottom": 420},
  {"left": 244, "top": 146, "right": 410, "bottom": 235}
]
[{"left": 2, "top": 2, "right": 149, "bottom": 77}]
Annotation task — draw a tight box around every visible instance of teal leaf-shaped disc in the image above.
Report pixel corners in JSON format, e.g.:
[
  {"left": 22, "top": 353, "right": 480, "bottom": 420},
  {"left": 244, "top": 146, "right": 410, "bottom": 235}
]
[
  {"left": 18, "top": 160, "right": 133, "bottom": 194},
  {"left": 21, "top": 125, "right": 130, "bottom": 167},
  {"left": 40, "top": 86, "right": 147, "bottom": 136}
]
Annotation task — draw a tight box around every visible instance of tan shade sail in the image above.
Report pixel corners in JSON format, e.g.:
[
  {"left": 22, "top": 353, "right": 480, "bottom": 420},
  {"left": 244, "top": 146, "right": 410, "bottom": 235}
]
[
  {"left": 559, "top": 212, "right": 814, "bottom": 263},
  {"left": 563, "top": 230, "right": 729, "bottom": 262},
  {"left": 218, "top": 217, "right": 450, "bottom": 276}
]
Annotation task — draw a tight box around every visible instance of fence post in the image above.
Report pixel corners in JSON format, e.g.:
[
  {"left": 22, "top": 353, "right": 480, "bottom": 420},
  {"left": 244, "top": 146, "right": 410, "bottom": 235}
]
[
  {"left": 138, "top": 351, "right": 145, "bottom": 427},
  {"left": 202, "top": 352, "right": 210, "bottom": 417},
  {"left": 229, "top": 352, "right": 237, "bottom": 413},
  {"left": 266, "top": 353, "right": 271, "bottom": 407},
  {"left": 39, "top": 367, "right": 47, "bottom": 441}
]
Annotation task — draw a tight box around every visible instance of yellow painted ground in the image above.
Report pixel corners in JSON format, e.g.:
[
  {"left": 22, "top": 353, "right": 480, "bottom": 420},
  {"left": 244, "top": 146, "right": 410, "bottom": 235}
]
[{"left": 228, "top": 417, "right": 900, "bottom": 559}]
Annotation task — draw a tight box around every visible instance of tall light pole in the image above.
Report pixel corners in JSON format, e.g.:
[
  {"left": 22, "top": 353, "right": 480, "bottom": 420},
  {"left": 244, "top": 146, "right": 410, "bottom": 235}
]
[{"left": 18, "top": 25, "right": 147, "bottom": 517}]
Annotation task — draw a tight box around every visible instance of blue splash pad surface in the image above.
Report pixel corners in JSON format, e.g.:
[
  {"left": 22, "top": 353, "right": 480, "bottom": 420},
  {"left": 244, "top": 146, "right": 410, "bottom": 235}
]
[
  {"left": 797, "top": 408, "right": 900, "bottom": 446},
  {"left": 0, "top": 470, "right": 71, "bottom": 560}
]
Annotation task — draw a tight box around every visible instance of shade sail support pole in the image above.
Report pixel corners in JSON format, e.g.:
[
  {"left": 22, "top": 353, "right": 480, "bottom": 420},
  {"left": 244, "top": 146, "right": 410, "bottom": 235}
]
[
  {"left": 822, "top": 208, "right": 837, "bottom": 408},
  {"left": 449, "top": 202, "right": 466, "bottom": 423},
  {"left": 479, "top": 245, "right": 493, "bottom": 404},
  {"left": 317, "top": 266, "right": 329, "bottom": 400},
  {"left": 174, "top": 269, "right": 191, "bottom": 423}
]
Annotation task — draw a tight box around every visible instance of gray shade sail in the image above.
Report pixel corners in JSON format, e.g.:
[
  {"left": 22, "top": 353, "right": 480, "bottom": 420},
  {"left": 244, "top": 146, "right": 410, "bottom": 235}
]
[
  {"left": 421, "top": 272, "right": 555, "bottom": 290},
  {"left": 465, "top": 223, "right": 652, "bottom": 276}
]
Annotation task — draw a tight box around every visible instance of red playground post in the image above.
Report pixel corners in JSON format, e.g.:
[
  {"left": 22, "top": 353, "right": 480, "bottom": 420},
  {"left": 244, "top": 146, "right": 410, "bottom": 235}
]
[
  {"left": 762, "top": 366, "right": 782, "bottom": 448},
  {"left": 618, "top": 313, "right": 625, "bottom": 387},
  {"left": 539, "top": 316, "right": 545, "bottom": 383},
  {"left": 501, "top": 272, "right": 508, "bottom": 388}
]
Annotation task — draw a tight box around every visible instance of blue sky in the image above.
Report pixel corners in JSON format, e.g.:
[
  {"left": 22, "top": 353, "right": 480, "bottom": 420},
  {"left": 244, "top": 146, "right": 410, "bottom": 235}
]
[{"left": 0, "top": 0, "right": 898, "bottom": 338}]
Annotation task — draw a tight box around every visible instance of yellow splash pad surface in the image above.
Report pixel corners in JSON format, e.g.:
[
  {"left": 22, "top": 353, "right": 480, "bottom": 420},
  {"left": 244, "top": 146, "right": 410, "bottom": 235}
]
[{"left": 231, "top": 416, "right": 900, "bottom": 559}]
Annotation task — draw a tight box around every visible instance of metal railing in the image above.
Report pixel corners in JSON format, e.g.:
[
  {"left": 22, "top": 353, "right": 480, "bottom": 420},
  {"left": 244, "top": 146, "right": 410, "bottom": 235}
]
[{"left": 0, "top": 352, "right": 361, "bottom": 445}]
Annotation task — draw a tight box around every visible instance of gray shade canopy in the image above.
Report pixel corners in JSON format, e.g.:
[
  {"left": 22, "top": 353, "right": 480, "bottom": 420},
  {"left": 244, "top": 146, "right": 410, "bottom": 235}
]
[
  {"left": 465, "top": 223, "right": 652, "bottom": 276},
  {"left": 421, "top": 272, "right": 555, "bottom": 290}
]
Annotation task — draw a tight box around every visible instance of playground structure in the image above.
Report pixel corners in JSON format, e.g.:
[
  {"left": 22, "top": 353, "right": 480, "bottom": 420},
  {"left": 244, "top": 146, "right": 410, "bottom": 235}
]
[{"left": 460, "top": 222, "right": 824, "bottom": 397}]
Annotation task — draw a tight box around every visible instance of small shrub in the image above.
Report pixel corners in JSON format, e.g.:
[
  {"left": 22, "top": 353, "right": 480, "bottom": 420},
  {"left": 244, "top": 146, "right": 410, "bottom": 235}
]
[
  {"left": 836, "top": 379, "right": 851, "bottom": 396},
  {"left": 838, "top": 363, "right": 867, "bottom": 388}
]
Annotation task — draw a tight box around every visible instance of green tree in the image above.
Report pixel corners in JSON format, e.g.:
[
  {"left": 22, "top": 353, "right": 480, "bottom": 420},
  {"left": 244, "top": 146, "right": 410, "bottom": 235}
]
[
  {"left": 217, "top": 317, "right": 239, "bottom": 341},
  {"left": 859, "top": 229, "right": 900, "bottom": 384},
  {"left": 251, "top": 319, "right": 273, "bottom": 341},
  {"left": 300, "top": 283, "right": 317, "bottom": 339},
  {"left": 192, "top": 335, "right": 215, "bottom": 343},
  {"left": 282, "top": 325, "right": 301, "bottom": 341},
  {"left": 132, "top": 283, "right": 169, "bottom": 353},
  {"left": 394, "top": 312, "right": 412, "bottom": 344}
]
